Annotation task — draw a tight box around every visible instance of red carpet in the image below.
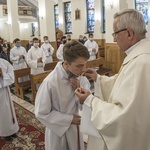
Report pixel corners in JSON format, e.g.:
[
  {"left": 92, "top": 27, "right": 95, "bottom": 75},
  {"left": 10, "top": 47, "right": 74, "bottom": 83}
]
[{"left": 0, "top": 102, "right": 45, "bottom": 150}]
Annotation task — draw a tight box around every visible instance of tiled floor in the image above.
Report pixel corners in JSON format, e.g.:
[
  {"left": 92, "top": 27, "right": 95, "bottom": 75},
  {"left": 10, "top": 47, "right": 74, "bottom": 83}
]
[{"left": 11, "top": 93, "right": 35, "bottom": 113}]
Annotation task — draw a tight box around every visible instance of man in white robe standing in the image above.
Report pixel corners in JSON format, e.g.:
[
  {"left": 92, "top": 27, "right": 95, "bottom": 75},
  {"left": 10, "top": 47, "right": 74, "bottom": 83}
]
[
  {"left": 41, "top": 36, "right": 54, "bottom": 63},
  {"left": 75, "top": 9, "right": 150, "bottom": 150},
  {"left": 27, "top": 37, "right": 46, "bottom": 75},
  {"left": 10, "top": 38, "right": 29, "bottom": 83},
  {"left": 56, "top": 36, "right": 67, "bottom": 62},
  {"left": 84, "top": 33, "right": 98, "bottom": 61},
  {"left": 0, "top": 58, "right": 19, "bottom": 141},
  {"left": 35, "top": 41, "right": 90, "bottom": 150}
]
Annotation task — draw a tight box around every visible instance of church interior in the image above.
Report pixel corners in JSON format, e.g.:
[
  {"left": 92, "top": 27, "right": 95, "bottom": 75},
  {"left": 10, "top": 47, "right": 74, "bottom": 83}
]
[{"left": 0, "top": 0, "right": 149, "bottom": 149}]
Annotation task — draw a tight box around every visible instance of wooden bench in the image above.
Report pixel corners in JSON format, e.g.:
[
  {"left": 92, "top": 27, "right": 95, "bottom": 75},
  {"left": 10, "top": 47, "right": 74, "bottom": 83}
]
[
  {"left": 30, "top": 71, "right": 51, "bottom": 103},
  {"left": 44, "top": 61, "right": 58, "bottom": 71},
  {"left": 97, "top": 47, "right": 105, "bottom": 58},
  {"left": 14, "top": 67, "right": 31, "bottom": 99},
  {"left": 86, "top": 58, "right": 111, "bottom": 76}
]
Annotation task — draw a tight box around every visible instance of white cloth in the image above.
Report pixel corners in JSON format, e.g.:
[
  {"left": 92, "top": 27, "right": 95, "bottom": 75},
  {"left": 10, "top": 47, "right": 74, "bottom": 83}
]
[
  {"left": 35, "top": 62, "right": 91, "bottom": 150},
  {"left": 0, "top": 58, "right": 19, "bottom": 137},
  {"left": 27, "top": 46, "right": 46, "bottom": 75},
  {"left": 10, "top": 46, "right": 29, "bottom": 83},
  {"left": 56, "top": 44, "right": 64, "bottom": 62},
  {"left": 41, "top": 43, "right": 54, "bottom": 63},
  {"left": 84, "top": 40, "right": 98, "bottom": 60},
  {"left": 82, "top": 39, "right": 150, "bottom": 150}
]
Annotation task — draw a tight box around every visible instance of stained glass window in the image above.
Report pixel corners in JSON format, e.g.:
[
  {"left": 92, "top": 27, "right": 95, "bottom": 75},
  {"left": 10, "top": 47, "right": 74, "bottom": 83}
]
[
  {"left": 54, "top": 5, "right": 59, "bottom": 29},
  {"left": 64, "top": 2, "right": 72, "bottom": 34},
  {"left": 102, "top": 0, "right": 105, "bottom": 33},
  {"left": 86, "top": 0, "right": 95, "bottom": 33},
  {"left": 135, "top": 0, "right": 148, "bottom": 25}
]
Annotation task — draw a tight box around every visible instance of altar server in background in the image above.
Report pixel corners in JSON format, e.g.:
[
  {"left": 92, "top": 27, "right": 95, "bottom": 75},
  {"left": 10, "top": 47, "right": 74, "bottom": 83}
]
[{"left": 0, "top": 58, "right": 19, "bottom": 141}]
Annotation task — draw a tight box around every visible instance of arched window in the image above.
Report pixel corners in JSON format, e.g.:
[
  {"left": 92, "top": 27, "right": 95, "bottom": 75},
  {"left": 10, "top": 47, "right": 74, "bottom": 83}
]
[
  {"left": 135, "top": 0, "right": 148, "bottom": 25},
  {"left": 86, "top": 0, "right": 95, "bottom": 33},
  {"left": 54, "top": 5, "right": 59, "bottom": 29},
  {"left": 64, "top": 2, "right": 72, "bottom": 34}
]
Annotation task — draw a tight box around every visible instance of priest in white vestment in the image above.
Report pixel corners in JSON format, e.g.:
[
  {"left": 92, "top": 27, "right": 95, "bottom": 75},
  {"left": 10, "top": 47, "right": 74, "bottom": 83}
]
[
  {"left": 41, "top": 36, "right": 54, "bottom": 63},
  {"left": 27, "top": 38, "right": 46, "bottom": 75},
  {"left": 35, "top": 41, "right": 90, "bottom": 150},
  {"left": 75, "top": 9, "right": 150, "bottom": 150},
  {"left": 0, "top": 58, "right": 19, "bottom": 141},
  {"left": 84, "top": 33, "right": 98, "bottom": 61},
  {"left": 10, "top": 38, "right": 29, "bottom": 83}
]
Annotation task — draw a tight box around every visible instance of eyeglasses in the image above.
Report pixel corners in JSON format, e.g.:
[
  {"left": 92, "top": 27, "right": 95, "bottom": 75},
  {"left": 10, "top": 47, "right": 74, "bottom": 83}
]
[{"left": 112, "top": 29, "right": 127, "bottom": 38}]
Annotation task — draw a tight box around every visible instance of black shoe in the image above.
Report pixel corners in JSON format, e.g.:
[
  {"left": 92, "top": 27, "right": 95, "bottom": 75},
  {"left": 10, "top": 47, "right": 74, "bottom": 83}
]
[
  {"left": 11, "top": 133, "right": 17, "bottom": 138},
  {"left": 3, "top": 136, "right": 13, "bottom": 141}
]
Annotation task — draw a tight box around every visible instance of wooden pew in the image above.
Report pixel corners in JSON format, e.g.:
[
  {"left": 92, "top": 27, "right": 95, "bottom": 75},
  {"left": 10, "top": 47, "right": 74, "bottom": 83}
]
[
  {"left": 14, "top": 67, "right": 31, "bottom": 99},
  {"left": 30, "top": 71, "right": 51, "bottom": 103},
  {"left": 87, "top": 57, "right": 104, "bottom": 69},
  {"left": 86, "top": 58, "right": 111, "bottom": 76},
  {"left": 44, "top": 61, "right": 58, "bottom": 71}
]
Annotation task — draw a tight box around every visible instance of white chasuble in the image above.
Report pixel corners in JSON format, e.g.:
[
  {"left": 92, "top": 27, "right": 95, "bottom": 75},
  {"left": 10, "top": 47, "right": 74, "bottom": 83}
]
[{"left": 82, "top": 39, "right": 150, "bottom": 150}]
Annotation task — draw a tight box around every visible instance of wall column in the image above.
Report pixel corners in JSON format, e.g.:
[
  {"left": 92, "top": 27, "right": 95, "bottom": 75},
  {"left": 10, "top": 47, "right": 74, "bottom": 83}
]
[
  {"left": 38, "top": 0, "right": 56, "bottom": 42},
  {"left": 7, "top": 0, "right": 20, "bottom": 42}
]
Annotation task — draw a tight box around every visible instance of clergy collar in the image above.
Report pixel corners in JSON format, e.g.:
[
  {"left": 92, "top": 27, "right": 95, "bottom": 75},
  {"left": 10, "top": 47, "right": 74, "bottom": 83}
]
[
  {"left": 125, "top": 38, "right": 147, "bottom": 55},
  {"left": 123, "top": 38, "right": 150, "bottom": 65}
]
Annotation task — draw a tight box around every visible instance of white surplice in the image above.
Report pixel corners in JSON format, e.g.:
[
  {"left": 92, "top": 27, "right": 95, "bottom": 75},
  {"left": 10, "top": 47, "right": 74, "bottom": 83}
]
[
  {"left": 0, "top": 58, "right": 19, "bottom": 137},
  {"left": 41, "top": 43, "right": 54, "bottom": 63},
  {"left": 84, "top": 40, "right": 98, "bottom": 60},
  {"left": 35, "top": 62, "right": 91, "bottom": 150},
  {"left": 10, "top": 46, "right": 29, "bottom": 83},
  {"left": 56, "top": 44, "right": 64, "bottom": 62},
  {"left": 81, "top": 39, "right": 150, "bottom": 150},
  {"left": 27, "top": 46, "right": 46, "bottom": 75}
]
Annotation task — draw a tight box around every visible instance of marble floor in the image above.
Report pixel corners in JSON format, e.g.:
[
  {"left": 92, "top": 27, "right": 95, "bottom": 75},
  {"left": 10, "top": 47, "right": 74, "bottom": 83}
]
[{"left": 11, "top": 93, "right": 35, "bottom": 114}]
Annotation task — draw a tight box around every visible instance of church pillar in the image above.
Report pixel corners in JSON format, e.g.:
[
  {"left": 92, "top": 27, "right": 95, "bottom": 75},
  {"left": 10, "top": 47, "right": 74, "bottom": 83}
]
[
  {"left": 7, "top": 0, "right": 20, "bottom": 42},
  {"left": 105, "top": 0, "right": 120, "bottom": 43},
  {"left": 38, "top": 0, "right": 56, "bottom": 42},
  {"left": 94, "top": 0, "right": 103, "bottom": 39}
]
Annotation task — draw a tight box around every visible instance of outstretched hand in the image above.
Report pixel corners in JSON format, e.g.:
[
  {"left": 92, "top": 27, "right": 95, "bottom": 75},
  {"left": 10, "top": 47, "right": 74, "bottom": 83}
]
[
  {"left": 75, "top": 87, "right": 91, "bottom": 104},
  {"left": 83, "top": 68, "right": 97, "bottom": 81}
]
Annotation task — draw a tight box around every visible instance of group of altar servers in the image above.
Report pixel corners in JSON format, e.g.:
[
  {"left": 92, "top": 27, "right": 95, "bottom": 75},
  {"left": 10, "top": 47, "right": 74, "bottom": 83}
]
[{"left": 1, "top": 8, "right": 150, "bottom": 150}]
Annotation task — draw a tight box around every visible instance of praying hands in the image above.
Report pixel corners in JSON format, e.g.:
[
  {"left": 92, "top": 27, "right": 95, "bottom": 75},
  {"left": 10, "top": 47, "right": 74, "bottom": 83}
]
[{"left": 0, "top": 68, "right": 3, "bottom": 77}]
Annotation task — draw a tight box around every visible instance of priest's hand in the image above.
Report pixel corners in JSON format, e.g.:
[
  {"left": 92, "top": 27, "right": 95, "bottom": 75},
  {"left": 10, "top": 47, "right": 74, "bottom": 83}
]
[
  {"left": 75, "top": 87, "right": 91, "bottom": 104},
  {"left": 69, "top": 77, "right": 79, "bottom": 90},
  {"left": 0, "top": 68, "right": 3, "bottom": 77},
  {"left": 72, "top": 114, "right": 81, "bottom": 125},
  {"left": 83, "top": 68, "right": 97, "bottom": 82}
]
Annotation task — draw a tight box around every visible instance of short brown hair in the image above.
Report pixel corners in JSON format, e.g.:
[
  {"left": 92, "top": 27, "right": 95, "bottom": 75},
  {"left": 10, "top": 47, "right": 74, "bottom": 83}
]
[
  {"left": 13, "top": 38, "right": 20, "bottom": 43},
  {"left": 33, "top": 37, "right": 39, "bottom": 42},
  {"left": 63, "top": 40, "right": 90, "bottom": 64},
  {"left": 43, "top": 36, "right": 48, "bottom": 39}
]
